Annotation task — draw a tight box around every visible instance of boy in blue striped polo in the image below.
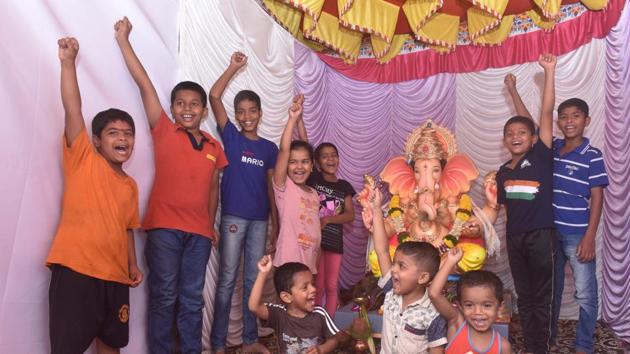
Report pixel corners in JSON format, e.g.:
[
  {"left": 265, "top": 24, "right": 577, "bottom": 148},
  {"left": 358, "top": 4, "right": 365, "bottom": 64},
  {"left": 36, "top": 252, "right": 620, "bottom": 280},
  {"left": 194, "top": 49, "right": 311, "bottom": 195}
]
[
  {"left": 551, "top": 98, "right": 608, "bottom": 354},
  {"left": 505, "top": 78, "right": 609, "bottom": 353}
]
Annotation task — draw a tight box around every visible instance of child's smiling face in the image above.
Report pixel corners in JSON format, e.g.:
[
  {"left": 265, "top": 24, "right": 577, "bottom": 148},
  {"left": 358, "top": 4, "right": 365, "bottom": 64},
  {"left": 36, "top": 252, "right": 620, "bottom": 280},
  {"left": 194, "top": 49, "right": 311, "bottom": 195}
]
[
  {"left": 235, "top": 99, "right": 261, "bottom": 134},
  {"left": 316, "top": 145, "right": 339, "bottom": 175},
  {"left": 287, "top": 148, "right": 313, "bottom": 185},
  {"left": 503, "top": 122, "right": 537, "bottom": 157},
  {"left": 284, "top": 270, "right": 317, "bottom": 316},
  {"left": 557, "top": 105, "right": 590, "bottom": 140},
  {"left": 170, "top": 89, "right": 207, "bottom": 131},
  {"left": 458, "top": 285, "right": 501, "bottom": 333}
]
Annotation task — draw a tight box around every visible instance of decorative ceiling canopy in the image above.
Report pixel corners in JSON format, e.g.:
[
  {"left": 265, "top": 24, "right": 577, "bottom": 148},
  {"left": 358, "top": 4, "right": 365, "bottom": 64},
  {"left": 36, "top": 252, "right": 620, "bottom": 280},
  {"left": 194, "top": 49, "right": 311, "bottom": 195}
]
[{"left": 261, "top": 0, "right": 610, "bottom": 64}]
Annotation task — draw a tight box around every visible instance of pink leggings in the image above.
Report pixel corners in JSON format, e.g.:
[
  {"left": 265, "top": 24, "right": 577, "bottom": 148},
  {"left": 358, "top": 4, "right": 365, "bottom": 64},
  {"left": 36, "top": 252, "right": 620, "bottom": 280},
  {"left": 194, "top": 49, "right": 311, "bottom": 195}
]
[{"left": 315, "top": 251, "right": 343, "bottom": 318}]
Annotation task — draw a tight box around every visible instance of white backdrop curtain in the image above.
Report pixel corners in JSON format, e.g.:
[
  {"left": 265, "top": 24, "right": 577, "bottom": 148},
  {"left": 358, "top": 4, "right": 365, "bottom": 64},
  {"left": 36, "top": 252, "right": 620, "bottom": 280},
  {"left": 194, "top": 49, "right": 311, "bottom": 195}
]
[{"left": 0, "top": 1, "right": 179, "bottom": 352}]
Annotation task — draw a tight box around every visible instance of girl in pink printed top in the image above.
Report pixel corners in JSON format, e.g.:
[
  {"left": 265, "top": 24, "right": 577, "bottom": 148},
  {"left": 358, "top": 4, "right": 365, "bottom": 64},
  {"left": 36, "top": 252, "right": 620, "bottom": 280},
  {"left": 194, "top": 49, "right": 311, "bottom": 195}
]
[{"left": 272, "top": 95, "right": 321, "bottom": 273}]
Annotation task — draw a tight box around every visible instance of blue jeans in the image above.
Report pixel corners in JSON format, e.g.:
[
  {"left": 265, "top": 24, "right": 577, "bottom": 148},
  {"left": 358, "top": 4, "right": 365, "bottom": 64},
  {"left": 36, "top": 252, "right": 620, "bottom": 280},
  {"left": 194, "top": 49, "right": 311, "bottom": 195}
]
[
  {"left": 210, "top": 214, "right": 268, "bottom": 350},
  {"left": 554, "top": 233, "right": 598, "bottom": 353},
  {"left": 145, "top": 228, "right": 212, "bottom": 354}
]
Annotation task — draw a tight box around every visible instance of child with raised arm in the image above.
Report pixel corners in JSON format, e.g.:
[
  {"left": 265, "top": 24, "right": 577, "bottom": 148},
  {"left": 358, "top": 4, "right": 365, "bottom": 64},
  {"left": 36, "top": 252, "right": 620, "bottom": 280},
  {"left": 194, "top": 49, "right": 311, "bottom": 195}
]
[
  {"left": 495, "top": 54, "right": 558, "bottom": 354},
  {"left": 249, "top": 255, "right": 341, "bottom": 353},
  {"left": 272, "top": 97, "right": 321, "bottom": 273},
  {"left": 115, "top": 17, "right": 228, "bottom": 353},
  {"left": 369, "top": 188, "right": 448, "bottom": 354},
  {"left": 47, "top": 37, "right": 142, "bottom": 354},
  {"left": 428, "top": 248, "right": 511, "bottom": 354},
  {"left": 295, "top": 108, "right": 356, "bottom": 317},
  {"left": 505, "top": 68, "right": 608, "bottom": 354},
  {"left": 208, "top": 52, "right": 279, "bottom": 354}
]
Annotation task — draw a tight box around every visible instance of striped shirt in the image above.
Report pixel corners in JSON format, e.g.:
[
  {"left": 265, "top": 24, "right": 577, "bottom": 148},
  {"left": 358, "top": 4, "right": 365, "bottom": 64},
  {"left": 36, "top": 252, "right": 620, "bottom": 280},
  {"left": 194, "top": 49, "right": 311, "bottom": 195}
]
[
  {"left": 381, "top": 288, "right": 448, "bottom": 354},
  {"left": 552, "top": 138, "right": 608, "bottom": 235},
  {"left": 263, "top": 303, "right": 339, "bottom": 353}
]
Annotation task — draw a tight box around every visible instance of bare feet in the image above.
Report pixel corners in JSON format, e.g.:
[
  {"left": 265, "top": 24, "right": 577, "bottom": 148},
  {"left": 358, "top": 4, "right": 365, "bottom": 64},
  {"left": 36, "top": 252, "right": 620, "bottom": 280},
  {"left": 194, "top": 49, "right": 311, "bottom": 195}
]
[{"left": 242, "top": 341, "right": 270, "bottom": 354}]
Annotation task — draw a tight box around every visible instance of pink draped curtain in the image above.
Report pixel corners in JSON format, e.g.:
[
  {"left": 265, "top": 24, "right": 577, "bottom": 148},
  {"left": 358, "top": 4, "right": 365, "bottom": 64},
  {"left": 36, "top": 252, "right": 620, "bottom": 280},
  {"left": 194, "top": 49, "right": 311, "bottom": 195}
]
[{"left": 602, "top": 1, "right": 630, "bottom": 342}]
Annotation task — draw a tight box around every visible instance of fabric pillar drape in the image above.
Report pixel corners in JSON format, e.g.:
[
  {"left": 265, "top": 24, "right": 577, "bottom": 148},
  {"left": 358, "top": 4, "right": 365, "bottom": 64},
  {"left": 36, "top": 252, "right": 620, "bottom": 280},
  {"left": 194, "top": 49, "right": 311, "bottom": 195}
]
[{"left": 602, "top": 0, "right": 630, "bottom": 342}]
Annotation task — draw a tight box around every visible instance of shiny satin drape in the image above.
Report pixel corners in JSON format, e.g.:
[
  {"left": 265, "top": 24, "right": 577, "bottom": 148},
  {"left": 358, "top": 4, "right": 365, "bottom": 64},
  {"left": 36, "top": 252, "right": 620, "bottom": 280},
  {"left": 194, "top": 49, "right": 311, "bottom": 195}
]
[{"left": 602, "top": 1, "right": 630, "bottom": 342}]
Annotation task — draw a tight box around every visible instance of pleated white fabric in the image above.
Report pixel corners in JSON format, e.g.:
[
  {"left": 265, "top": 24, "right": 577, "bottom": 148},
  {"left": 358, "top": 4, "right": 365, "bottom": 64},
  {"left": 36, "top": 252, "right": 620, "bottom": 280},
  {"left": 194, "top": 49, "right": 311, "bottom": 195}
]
[
  {"left": 456, "top": 39, "right": 607, "bottom": 320},
  {"left": 178, "top": 0, "right": 295, "bottom": 350},
  {"left": 0, "top": 1, "right": 180, "bottom": 352}
]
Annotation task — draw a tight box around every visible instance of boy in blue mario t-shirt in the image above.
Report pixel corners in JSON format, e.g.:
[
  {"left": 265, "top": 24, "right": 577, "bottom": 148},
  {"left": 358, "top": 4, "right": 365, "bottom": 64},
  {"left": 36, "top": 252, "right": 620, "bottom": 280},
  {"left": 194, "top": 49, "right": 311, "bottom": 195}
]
[{"left": 209, "top": 52, "right": 279, "bottom": 354}]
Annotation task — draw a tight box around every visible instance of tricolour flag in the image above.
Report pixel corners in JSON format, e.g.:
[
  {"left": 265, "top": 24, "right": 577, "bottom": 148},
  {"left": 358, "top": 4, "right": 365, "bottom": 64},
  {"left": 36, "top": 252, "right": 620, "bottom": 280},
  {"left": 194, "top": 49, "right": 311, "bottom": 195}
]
[{"left": 505, "top": 180, "right": 540, "bottom": 200}]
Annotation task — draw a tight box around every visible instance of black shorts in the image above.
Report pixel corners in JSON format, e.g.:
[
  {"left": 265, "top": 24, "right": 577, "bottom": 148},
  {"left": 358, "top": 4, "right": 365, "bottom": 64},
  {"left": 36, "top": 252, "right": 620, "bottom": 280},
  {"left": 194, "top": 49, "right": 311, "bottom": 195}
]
[{"left": 49, "top": 265, "right": 130, "bottom": 354}]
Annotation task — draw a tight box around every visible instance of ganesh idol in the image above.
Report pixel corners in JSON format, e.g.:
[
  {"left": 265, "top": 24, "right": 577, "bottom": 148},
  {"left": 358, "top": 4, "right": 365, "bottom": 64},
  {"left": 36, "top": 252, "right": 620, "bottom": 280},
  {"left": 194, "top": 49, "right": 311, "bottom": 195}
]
[{"left": 359, "top": 120, "right": 500, "bottom": 274}]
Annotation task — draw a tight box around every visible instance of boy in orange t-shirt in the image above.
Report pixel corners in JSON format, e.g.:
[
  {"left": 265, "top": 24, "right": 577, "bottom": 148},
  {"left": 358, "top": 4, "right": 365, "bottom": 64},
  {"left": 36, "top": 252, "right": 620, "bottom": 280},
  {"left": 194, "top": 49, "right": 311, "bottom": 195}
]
[
  {"left": 115, "top": 17, "right": 228, "bottom": 353},
  {"left": 46, "top": 38, "right": 143, "bottom": 354}
]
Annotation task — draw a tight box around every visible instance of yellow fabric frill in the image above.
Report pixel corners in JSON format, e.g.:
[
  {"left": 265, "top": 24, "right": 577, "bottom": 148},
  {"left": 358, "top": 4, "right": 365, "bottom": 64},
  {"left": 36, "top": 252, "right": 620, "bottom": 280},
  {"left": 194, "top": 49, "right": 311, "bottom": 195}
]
[
  {"left": 471, "top": 14, "right": 515, "bottom": 45},
  {"left": 339, "top": 0, "right": 402, "bottom": 59},
  {"left": 403, "top": 0, "right": 458, "bottom": 52},
  {"left": 467, "top": 0, "right": 508, "bottom": 40},
  {"left": 339, "top": 0, "right": 401, "bottom": 43},
  {"left": 415, "top": 13, "right": 460, "bottom": 52},
  {"left": 376, "top": 34, "right": 411, "bottom": 63},
  {"left": 261, "top": 0, "right": 306, "bottom": 37},
  {"left": 262, "top": 0, "right": 362, "bottom": 62},
  {"left": 261, "top": 0, "right": 602, "bottom": 63},
  {"left": 528, "top": 9, "right": 557, "bottom": 31},
  {"left": 304, "top": 11, "right": 363, "bottom": 63},
  {"left": 532, "top": 0, "right": 563, "bottom": 19}
]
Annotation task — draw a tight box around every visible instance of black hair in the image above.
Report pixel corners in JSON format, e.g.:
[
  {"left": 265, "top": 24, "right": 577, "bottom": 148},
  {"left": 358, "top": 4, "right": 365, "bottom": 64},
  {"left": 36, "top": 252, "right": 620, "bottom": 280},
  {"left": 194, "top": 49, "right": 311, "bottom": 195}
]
[
  {"left": 314, "top": 142, "right": 339, "bottom": 161},
  {"left": 273, "top": 262, "right": 311, "bottom": 296},
  {"left": 558, "top": 98, "right": 589, "bottom": 117},
  {"left": 91, "top": 108, "right": 135, "bottom": 137},
  {"left": 234, "top": 90, "right": 261, "bottom": 112},
  {"left": 170, "top": 81, "right": 207, "bottom": 107},
  {"left": 395, "top": 241, "right": 440, "bottom": 280},
  {"left": 503, "top": 115, "right": 536, "bottom": 136},
  {"left": 456, "top": 270, "right": 504, "bottom": 303},
  {"left": 290, "top": 140, "right": 314, "bottom": 162}
]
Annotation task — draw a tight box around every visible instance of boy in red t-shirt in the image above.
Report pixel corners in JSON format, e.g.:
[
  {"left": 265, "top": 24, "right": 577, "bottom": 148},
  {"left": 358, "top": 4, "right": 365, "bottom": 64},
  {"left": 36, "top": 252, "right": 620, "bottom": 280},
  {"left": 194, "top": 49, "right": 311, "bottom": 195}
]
[{"left": 115, "top": 17, "right": 228, "bottom": 353}]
